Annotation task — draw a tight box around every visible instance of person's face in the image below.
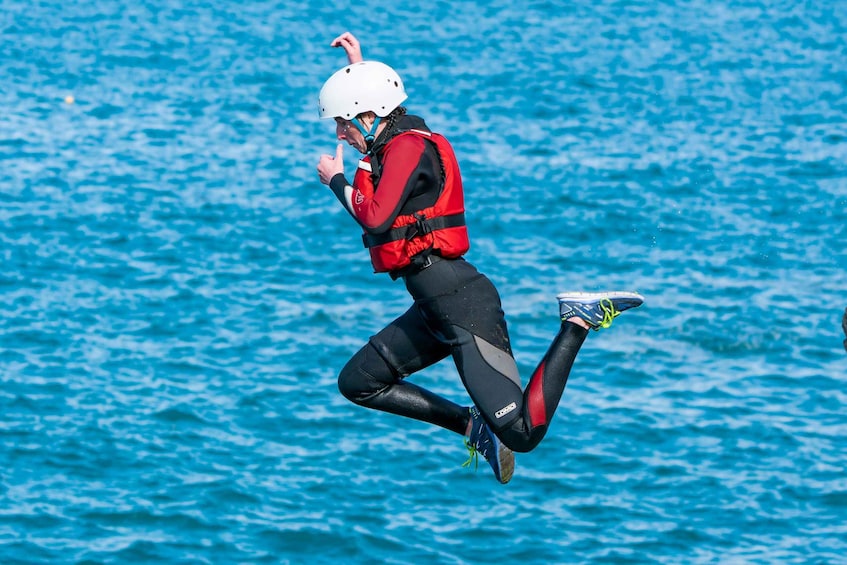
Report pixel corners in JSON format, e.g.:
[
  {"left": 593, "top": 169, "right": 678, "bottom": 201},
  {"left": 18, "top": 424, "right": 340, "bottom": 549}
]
[{"left": 335, "top": 118, "right": 367, "bottom": 153}]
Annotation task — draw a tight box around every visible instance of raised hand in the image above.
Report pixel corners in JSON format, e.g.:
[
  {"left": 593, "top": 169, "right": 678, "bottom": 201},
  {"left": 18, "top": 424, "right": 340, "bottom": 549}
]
[
  {"left": 317, "top": 144, "right": 345, "bottom": 185},
  {"left": 331, "top": 32, "right": 363, "bottom": 64}
]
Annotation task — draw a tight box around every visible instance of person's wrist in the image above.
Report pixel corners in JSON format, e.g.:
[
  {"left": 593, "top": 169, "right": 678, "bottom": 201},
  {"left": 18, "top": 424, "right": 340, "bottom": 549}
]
[{"left": 329, "top": 173, "right": 347, "bottom": 192}]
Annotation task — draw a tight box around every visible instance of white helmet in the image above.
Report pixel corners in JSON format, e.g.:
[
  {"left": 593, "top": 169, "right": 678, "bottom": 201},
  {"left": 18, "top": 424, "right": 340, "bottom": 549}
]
[{"left": 319, "top": 61, "right": 408, "bottom": 120}]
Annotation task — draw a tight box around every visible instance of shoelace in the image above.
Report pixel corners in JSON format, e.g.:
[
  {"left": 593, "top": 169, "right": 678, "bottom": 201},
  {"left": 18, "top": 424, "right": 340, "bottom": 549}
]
[
  {"left": 462, "top": 438, "right": 480, "bottom": 471},
  {"left": 596, "top": 298, "right": 620, "bottom": 330}
]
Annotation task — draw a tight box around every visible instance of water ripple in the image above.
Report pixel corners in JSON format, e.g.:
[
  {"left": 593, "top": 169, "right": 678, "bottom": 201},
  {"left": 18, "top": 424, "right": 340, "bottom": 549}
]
[{"left": 2, "top": 0, "right": 846, "bottom": 563}]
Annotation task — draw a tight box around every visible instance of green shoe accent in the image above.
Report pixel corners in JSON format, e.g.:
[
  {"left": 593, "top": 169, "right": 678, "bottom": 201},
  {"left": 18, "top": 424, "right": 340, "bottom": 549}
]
[{"left": 462, "top": 438, "right": 480, "bottom": 471}]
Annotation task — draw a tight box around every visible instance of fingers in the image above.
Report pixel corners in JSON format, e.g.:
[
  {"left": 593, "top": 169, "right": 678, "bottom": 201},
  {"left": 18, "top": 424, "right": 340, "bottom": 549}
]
[
  {"left": 330, "top": 32, "right": 355, "bottom": 48},
  {"left": 316, "top": 154, "right": 331, "bottom": 184},
  {"left": 330, "top": 32, "right": 363, "bottom": 64},
  {"left": 316, "top": 148, "right": 345, "bottom": 185}
]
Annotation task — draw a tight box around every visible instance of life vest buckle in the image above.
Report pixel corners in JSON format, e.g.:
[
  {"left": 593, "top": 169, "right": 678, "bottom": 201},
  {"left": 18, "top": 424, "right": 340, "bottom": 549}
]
[{"left": 406, "top": 213, "right": 430, "bottom": 240}]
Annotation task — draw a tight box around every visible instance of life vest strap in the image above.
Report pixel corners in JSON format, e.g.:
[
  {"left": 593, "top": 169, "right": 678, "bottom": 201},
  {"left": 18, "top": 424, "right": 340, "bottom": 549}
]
[{"left": 362, "top": 213, "right": 466, "bottom": 248}]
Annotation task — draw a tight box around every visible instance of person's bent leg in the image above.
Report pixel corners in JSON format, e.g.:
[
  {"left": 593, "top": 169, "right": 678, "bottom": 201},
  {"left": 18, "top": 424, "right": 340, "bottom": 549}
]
[
  {"left": 449, "top": 320, "right": 587, "bottom": 453},
  {"left": 429, "top": 275, "right": 590, "bottom": 453},
  {"left": 337, "top": 304, "right": 468, "bottom": 435},
  {"left": 497, "top": 321, "right": 588, "bottom": 451},
  {"left": 338, "top": 340, "right": 467, "bottom": 435},
  {"left": 494, "top": 291, "right": 643, "bottom": 451}
]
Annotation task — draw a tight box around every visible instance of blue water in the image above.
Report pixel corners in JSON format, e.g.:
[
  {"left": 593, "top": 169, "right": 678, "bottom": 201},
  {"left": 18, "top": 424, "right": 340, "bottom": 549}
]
[{"left": 2, "top": 0, "right": 846, "bottom": 563}]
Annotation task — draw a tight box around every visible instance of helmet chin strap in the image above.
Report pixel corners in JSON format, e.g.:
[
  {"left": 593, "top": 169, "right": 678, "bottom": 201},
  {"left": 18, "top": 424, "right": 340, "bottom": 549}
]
[{"left": 353, "top": 116, "right": 382, "bottom": 152}]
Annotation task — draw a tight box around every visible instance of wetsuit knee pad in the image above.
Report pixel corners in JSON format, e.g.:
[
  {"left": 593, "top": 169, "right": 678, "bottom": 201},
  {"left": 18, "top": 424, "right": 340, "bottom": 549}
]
[{"left": 337, "top": 343, "right": 397, "bottom": 403}]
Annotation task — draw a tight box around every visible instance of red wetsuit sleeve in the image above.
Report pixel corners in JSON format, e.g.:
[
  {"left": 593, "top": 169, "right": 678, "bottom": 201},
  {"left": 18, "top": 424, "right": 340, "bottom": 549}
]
[{"left": 351, "top": 135, "right": 428, "bottom": 234}]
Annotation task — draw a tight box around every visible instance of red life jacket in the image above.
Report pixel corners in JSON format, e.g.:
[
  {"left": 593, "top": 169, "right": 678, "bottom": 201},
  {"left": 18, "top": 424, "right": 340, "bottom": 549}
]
[{"left": 355, "top": 129, "right": 470, "bottom": 273}]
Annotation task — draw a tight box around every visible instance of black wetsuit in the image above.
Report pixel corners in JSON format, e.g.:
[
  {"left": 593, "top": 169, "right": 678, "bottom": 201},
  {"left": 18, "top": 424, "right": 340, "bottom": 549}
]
[{"left": 329, "top": 115, "right": 588, "bottom": 452}]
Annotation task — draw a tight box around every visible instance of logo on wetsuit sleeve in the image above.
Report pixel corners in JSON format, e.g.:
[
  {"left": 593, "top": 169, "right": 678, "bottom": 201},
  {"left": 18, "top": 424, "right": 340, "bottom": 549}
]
[
  {"left": 355, "top": 191, "right": 364, "bottom": 205},
  {"left": 495, "top": 402, "right": 517, "bottom": 419}
]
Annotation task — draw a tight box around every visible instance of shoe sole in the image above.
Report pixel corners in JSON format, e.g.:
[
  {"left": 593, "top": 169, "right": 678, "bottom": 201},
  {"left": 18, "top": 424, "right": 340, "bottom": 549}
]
[
  {"left": 556, "top": 290, "right": 644, "bottom": 303},
  {"left": 498, "top": 444, "right": 515, "bottom": 484}
]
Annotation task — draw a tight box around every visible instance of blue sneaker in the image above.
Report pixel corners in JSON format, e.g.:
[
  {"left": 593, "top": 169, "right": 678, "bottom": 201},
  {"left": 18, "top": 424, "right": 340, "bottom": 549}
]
[
  {"left": 557, "top": 291, "right": 644, "bottom": 330},
  {"left": 463, "top": 406, "right": 514, "bottom": 484}
]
